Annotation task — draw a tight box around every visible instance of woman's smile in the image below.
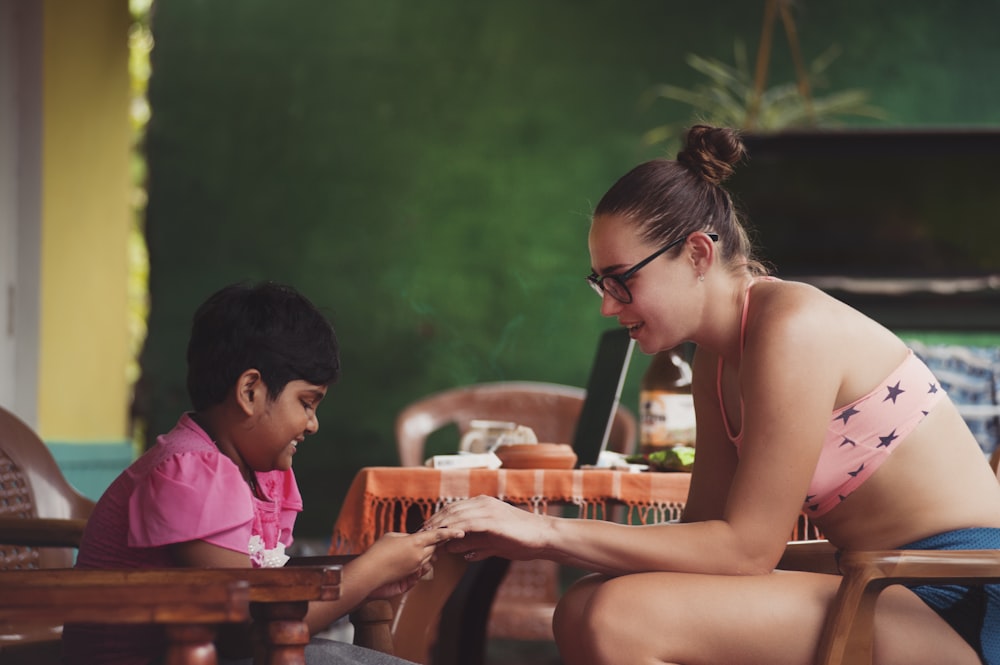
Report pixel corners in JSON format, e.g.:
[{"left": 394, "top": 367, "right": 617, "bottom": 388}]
[{"left": 623, "top": 320, "right": 644, "bottom": 336}]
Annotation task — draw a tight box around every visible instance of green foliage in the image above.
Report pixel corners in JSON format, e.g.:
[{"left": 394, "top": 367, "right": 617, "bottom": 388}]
[
  {"left": 641, "top": 41, "right": 887, "bottom": 150},
  {"left": 126, "top": 0, "right": 152, "bottom": 449}
]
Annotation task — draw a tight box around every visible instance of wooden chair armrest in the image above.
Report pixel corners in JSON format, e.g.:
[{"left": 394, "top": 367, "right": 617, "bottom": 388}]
[
  {"left": 0, "top": 517, "right": 88, "bottom": 548},
  {"left": 777, "top": 539, "right": 840, "bottom": 575},
  {"left": 839, "top": 548, "right": 1000, "bottom": 582},
  {"left": 816, "top": 549, "right": 1000, "bottom": 665}
]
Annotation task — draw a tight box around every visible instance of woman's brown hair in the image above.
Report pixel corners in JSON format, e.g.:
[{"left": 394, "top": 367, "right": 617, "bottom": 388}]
[{"left": 594, "top": 125, "right": 768, "bottom": 276}]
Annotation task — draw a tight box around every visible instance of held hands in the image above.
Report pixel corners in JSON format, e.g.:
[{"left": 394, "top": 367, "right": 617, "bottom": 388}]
[
  {"left": 421, "top": 495, "right": 548, "bottom": 562},
  {"left": 362, "top": 527, "right": 462, "bottom": 600}
]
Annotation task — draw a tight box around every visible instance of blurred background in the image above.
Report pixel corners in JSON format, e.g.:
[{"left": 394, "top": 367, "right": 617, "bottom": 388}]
[{"left": 4, "top": 0, "right": 1000, "bottom": 539}]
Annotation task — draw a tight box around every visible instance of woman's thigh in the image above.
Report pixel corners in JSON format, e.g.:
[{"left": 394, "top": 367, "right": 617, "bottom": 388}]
[{"left": 553, "top": 570, "right": 980, "bottom": 665}]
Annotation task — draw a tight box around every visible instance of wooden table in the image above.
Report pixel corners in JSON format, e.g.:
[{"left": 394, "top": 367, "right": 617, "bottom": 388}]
[
  {"left": 0, "top": 566, "right": 342, "bottom": 665},
  {"left": 331, "top": 467, "right": 691, "bottom": 665},
  {"left": 0, "top": 569, "right": 250, "bottom": 665}
]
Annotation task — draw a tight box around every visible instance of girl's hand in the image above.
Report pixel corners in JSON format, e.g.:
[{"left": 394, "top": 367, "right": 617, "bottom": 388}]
[
  {"left": 359, "top": 527, "right": 462, "bottom": 599},
  {"left": 366, "top": 567, "right": 426, "bottom": 600},
  {"left": 421, "top": 495, "right": 548, "bottom": 562}
]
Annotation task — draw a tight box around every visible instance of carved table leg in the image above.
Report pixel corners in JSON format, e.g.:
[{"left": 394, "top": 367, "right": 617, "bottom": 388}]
[
  {"left": 164, "top": 623, "right": 220, "bottom": 665},
  {"left": 350, "top": 599, "right": 395, "bottom": 655},
  {"left": 251, "top": 600, "right": 311, "bottom": 665}
]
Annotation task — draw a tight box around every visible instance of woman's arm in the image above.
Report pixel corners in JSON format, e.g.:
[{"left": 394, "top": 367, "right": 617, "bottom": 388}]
[
  {"left": 722, "top": 283, "right": 842, "bottom": 568},
  {"left": 679, "top": 344, "right": 739, "bottom": 524},
  {"left": 428, "top": 286, "right": 842, "bottom": 576}
]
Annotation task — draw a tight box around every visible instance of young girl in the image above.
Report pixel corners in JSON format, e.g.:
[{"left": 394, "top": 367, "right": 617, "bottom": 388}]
[
  {"left": 64, "top": 281, "right": 461, "bottom": 665},
  {"left": 424, "top": 126, "right": 1000, "bottom": 665}
]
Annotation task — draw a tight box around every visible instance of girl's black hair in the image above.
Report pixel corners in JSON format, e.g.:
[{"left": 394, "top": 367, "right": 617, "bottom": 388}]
[{"left": 185, "top": 281, "right": 340, "bottom": 411}]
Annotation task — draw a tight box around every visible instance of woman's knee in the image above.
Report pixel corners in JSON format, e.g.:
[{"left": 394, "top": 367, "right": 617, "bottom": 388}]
[
  {"left": 581, "top": 577, "right": 641, "bottom": 635},
  {"left": 553, "top": 574, "right": 608, "bottom": 655},
  {"left": 554, "top": 575, "right": 638, "bottom": 655}
]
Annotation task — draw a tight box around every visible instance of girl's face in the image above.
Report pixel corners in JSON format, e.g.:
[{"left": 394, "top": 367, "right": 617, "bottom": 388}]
[
  {"left": 588, "top": 215, "right": 701, "bottom": 354},
  {"left": 244, "top": 379, "right": 327, "bottom": 472}
]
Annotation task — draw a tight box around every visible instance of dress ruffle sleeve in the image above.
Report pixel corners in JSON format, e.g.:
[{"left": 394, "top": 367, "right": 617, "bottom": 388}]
[
  {"left": 255, "top": 469, "right": 303, "bottom": 549},
  {"left": 128, "top": 450, "right": 254, "bottom": 552}
]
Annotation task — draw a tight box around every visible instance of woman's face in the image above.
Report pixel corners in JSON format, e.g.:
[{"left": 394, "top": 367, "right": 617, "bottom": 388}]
[{"left": 588, "top": 215, "right": 700, "bottom": 354}]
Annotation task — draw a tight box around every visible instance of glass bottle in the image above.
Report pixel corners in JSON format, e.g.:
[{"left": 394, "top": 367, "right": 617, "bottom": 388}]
[{"left": 639, "top": 346, "right": 695, "bottom": 455}]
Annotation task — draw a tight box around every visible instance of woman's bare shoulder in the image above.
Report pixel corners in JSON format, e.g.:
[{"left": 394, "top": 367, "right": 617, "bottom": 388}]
[
  {"left": 753, "top": 278, "right": 844, "bottom": 315},
  {"left": 742, "top": 280, "right": 838, "bottom": 353},
  {"left": 746, "top": 279, "right": 908, "bottom": 403},
  {"left": 749, "top": 279, "right": 889, "bottom": 342}
]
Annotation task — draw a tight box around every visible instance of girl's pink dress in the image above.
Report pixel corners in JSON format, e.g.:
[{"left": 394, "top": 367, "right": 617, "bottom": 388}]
[{"left": 62, "top": 413, "right": 302, "bottom": 665}]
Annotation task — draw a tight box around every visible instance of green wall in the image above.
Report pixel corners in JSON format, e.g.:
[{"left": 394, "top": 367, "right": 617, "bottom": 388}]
[{"left": 141, "top": 0, "right": 1000, "bottom": 537}]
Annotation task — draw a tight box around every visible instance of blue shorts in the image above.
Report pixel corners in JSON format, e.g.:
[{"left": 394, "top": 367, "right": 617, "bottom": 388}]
[{"left": 902, "top": 528, "right": 1000, "bottom": 665}]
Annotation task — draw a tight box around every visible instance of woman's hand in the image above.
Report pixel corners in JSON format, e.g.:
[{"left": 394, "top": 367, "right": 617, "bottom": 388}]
[{"left": 421, "top": 495, "right": 549, "bottom": 562}]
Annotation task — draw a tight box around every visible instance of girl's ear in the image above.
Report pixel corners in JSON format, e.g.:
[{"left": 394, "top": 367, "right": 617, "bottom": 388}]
[{"left": 235, "top": 369, "right": 263, "bottom": 416}]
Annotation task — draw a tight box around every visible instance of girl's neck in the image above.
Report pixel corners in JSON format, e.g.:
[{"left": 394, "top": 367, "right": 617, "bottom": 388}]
[{"left": 190, "top": 410, "right": 263, "bottom": 499}]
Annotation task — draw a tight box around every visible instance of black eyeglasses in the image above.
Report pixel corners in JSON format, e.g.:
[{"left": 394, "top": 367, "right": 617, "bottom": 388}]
[{"left": 586, "top": 232, "right": 719, "bottom": 304}]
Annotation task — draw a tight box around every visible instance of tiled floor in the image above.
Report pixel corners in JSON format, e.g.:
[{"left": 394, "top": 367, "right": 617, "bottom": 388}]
[
  {"left": 323, "top": 615, "right": 564, "bottom": 664},
  {"left": 486, "top": 639, "right": 562, "bottom": 665}
]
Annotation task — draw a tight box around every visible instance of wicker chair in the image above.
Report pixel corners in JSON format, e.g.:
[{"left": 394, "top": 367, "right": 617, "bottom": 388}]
[{"left": 0, "top": 406, "right": 94, "bottom": 570}]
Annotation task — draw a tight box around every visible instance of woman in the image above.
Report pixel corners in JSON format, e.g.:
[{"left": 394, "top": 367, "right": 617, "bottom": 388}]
[{"left": 423, "top": 126, "right": 1000, "bottom": 664}]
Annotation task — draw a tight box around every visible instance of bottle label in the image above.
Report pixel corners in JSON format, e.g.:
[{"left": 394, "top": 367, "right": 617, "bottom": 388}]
[{"left": 639, "top": 390, "right": 696, "bottom": 449}]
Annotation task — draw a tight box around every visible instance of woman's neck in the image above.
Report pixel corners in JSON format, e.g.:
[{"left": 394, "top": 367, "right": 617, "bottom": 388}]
[{"left": 696, "top": 272, "right": 755, "bottom": 365}]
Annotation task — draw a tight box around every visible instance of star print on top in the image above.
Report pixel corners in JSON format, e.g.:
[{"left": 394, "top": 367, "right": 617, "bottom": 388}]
[
  {"left": 803, "top": 349, "right": 944, "bottom": 516},
  {"left": 718, "top": 278, "right": 947, "bottom": 518}
]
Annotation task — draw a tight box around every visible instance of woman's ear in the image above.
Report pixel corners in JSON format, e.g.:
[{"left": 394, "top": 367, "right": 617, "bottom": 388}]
[
  {"left": 235, "top": 369, "right": 263, "bottom": 416},
  {"left": 688, "top": 231, "right": 716, "bottom": 276}
]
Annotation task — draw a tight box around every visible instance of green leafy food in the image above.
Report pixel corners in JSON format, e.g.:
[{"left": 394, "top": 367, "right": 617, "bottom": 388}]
[{"left": 626, "top": 446, "right": 696, "bottom": 472}]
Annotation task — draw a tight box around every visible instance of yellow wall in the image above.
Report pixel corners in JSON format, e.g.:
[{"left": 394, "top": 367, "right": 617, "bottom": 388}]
[{"left": 38, "top": 0, "right": 132, "bottom": 442}]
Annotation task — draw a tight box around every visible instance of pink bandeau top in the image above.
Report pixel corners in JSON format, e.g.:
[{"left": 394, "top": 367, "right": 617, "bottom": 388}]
[{"left": 717, "top": 278, "right": 946, "bottom": 517}]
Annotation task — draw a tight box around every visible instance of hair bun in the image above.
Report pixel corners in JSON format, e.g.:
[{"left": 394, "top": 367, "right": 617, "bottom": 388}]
[{"left": 676, "top": 125, "right": 746, "bottom": 186}]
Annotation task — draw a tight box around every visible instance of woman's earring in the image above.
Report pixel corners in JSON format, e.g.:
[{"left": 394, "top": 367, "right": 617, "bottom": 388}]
[{"left": 698, "top": 274, "right": 705, "bottom": 282}]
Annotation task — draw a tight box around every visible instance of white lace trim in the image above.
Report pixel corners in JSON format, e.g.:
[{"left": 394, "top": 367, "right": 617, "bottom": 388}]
[{"left": 248, "top": 534, "right": 289, "bottom": 568}]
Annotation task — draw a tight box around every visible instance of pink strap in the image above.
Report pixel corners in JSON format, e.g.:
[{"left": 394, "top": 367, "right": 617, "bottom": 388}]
[{"left": 716, "top": 278, "right": 765, "bottom": 445}]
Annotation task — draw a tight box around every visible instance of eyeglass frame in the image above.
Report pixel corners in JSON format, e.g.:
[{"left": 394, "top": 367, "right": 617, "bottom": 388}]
[{"left": 586, "top": 232, "right": 719, "bottom": 304}]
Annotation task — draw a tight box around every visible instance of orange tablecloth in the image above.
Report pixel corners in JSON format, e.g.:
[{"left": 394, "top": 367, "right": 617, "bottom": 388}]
[{"left": 331, "top": 466, "right": 692, "bottom": 553}]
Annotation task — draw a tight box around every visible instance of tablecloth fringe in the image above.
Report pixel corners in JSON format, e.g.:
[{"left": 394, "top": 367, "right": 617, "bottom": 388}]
[{"left": 331, "top": 494, "right": 686, "bottom": 553}]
